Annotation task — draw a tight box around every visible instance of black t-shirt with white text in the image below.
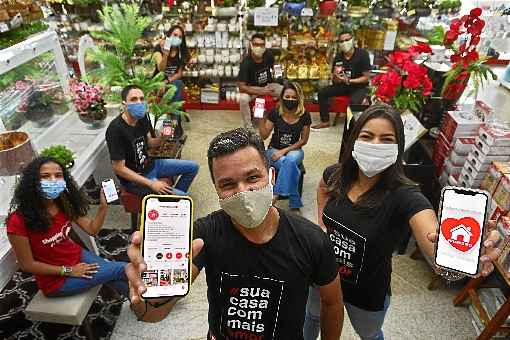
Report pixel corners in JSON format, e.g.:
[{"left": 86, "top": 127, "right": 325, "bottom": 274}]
[
  {"left": 332, "top": 48, "right": 371, "bottom": 86},
  {"left": 153, "top": 45, "right": 185, "bottom": 79},
  {"left": 268, "top": 109, "right": 311, "bottom": 150},
  {"left": 193, "top": 208, "right": 338, "bottom": 340},
  {"left": 237, "top": 52, "right": 274, "bottom": 87},
  {"left": 322, "top": 165, "right": 432, "bottom": 311},
  {"left": 105, "top": 115, "right": 152, "bottom": 181}
]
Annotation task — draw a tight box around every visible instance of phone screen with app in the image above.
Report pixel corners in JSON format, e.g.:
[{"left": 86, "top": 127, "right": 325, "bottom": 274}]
[
  {"left": 141, "top": 195, "right": 193, "bottom": 299},
  {"left": 164, "top": 37, "right": 172, "bottom": 50},
  {"left": 435, "top": 187, "right": 489, "bottom": 276},
  {"left": 101, "top": 179, "right": 118, "bottom": 203}
]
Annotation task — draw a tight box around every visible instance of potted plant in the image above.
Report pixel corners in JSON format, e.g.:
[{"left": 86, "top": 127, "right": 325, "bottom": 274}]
[
  {"left": 371, "top": 44, "right": 434, "bottom": 113},
  {"left": 371, "top": 0, "right": 393, "bottom": 17},
  {"left": 87, "top": 4, "right": 187, "bottom": 156},
  {"left": 441, "top": 7, "right": 497, "bottom": 108},
  {"left": 214, "top": 0, "right": 238, "bottom": 17},
  {"left": 0, "top": 131, "right": 34, "bottom": 176},
  {"left": 70, "top": 79, "right": 107, "bottom": 128},
  {"left": 318, "top": 0, "right": 337, "bottom": 16},
  {"left": 40, "top": 145, "right": 75, "bottom": 169},
  {"left": 283, "top": 0, "right": 307, "bottom": 17}
]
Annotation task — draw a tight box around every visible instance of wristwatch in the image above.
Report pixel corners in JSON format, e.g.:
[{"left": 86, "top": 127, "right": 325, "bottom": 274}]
[{"left": 61, "top": 266, "right": 72, "bottom": 276}]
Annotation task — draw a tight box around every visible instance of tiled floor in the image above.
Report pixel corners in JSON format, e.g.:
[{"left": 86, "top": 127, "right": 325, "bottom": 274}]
[{"left": 107, "top": 109, "right": 477, "bottom": 339}]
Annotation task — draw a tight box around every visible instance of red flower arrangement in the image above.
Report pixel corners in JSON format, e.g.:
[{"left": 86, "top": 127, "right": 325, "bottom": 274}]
[
  {"left": 441, "top": 8, "right": 497, "bottom": 102},
  {"left": 371, "top": 43, "right": 433, "bottom": 113}
]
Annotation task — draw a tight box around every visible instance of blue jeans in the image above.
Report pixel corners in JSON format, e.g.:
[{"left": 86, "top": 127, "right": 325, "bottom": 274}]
[
  {"left": 144, "top": 158, "right": 199, "bottom": 194},
  {"left": 48, "top": 250, "right": 128, "bottom": 298},
  {"left": 266, "top": 148, "right": 304, "bottom": 209},
  {"left": 169, "top": 79, "right": 183, "bottom": 102},
  {"left": 303, "top": 286, "right": 390, "bottom": 340}
]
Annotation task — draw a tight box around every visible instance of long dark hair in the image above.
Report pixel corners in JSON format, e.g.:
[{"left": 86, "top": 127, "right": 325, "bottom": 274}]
[
  {"left": 6, "top": 156, "right": 89, "bottom": 231},
  {"left": 166, "top": 25, "right": 189, "bottom": 62},
  {"left": 327, "top": 102, "right": 415, "bottom": 209}
]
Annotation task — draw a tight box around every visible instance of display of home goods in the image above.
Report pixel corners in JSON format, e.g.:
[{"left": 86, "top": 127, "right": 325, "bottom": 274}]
[
  {"left": 481, "top": 162, "right": 510, "bottom": 195},
  {"left": 432, "top": 110, "right": 483, "bottom": 176},
  {"left": 497, "top": 216, "right": 510, "bottom": 278}
]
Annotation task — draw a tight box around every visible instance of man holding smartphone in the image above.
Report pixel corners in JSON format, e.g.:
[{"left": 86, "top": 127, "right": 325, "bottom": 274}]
[
  {"left": 237, "top": 33, "right": 284, "bottom": 129},
  {"left": 312, "top": 30, "right": 371, "bottom": 130},
  {"left": 105, "top": 85, "right": 199, "bottom": 197},
  {"left": 126, "top": 128, "right": 344, "bottom": 340}
]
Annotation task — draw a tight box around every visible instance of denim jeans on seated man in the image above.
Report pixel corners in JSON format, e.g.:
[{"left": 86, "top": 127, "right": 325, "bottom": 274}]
[
  {"left": 265, "top": 148, "right": 304, "bottom": 209},
  {"left": 303, "top": 285, "right": 390, "bottom": 340},
  {"left": 121, "top": 158, "right": 199, "bottom": 197},
  {"left": 48, "top": 250, "right": 129, "bottom": 298}
]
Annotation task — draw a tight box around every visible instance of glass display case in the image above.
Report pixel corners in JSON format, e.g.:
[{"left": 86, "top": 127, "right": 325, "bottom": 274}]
[{"left": 0, "top": 31, "right": 115, "bottom": 291}]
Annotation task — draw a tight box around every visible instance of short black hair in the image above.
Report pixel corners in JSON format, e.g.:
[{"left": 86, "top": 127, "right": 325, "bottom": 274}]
[
  {"left": 339, "top": 29, "right": 353, "bottom": 37},
  {"left": 251, "top": 33, "right": 266, "bottom": 42},
  {"left": 121, "top": 84, "right": 144, "bottom": 102},
  {"left": 207, "top": 128, "right": 268, "bottom": 182}
]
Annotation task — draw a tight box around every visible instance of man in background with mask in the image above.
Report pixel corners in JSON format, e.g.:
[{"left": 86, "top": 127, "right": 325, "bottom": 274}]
[
  {"left": 237, "top": 33, "right": 284, "bottom": 129},
  {"left": 311, "top": 30, "right": 371, "bottom": 130},
  {"left": 105, "top": 85, "right": 199, "bottom": 200},
  {"left": 125, "top": 128, "right": 343, "bottom": 340}
]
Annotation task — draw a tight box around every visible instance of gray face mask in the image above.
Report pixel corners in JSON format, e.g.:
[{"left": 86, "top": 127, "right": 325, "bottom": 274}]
[{"left": 219, "top": 170, "right": 274, "bottom": 229}]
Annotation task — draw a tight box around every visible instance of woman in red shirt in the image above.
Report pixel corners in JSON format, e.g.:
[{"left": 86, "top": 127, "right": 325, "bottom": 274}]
[{"left": 6, "top": 156, "right": 128, "bottom": 297}]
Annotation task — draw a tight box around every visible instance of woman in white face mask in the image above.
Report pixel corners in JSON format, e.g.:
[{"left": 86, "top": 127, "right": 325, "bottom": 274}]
[{"left": 303, "top": 103, "right": 501, "bottom": 340}]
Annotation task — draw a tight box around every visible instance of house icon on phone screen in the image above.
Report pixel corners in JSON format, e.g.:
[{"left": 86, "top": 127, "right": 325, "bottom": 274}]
[{"left": 451, "top": 225, "right": 472, "bottom": 244}]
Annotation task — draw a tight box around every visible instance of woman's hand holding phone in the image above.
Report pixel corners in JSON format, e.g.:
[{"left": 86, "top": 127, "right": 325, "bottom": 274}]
[
  {"left": 427, "top": 220, "right": 501, "bottom": 277},
  {"left": 125, "top": 231, "right": 204, "bottom": 304}
]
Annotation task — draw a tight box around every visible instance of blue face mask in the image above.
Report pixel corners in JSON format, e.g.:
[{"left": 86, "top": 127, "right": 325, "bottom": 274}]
[
  {"left": 127, "top": 102, "right": 147, "bottom": 120},
  {"left": 168, "top": 36, "right": 182, "bottom": 47},
  {"left": 40, "top": 180, "right": 67, "bottom": 200}
]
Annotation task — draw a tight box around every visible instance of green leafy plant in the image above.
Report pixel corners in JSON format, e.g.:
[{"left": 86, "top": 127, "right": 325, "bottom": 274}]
[
  {"left": 87, "top": 4, "right": 186, "bottom": 125},
  {"left": 40, "top": 145, "right": 75, "bottom": 168}
]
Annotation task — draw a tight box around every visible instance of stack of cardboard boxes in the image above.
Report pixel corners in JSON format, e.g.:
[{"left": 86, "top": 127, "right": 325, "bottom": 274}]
[
  {"left": 434, "top": 110, "right": 483, "bottom": 186},
  {"left": 459, "top": 126, "right": 510, "bottom": 188}
]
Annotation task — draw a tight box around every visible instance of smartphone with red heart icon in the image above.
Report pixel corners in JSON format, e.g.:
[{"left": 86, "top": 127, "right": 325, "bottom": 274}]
[
  {"left": 140, "top": 195, "right": 193, "bottom": 298},
  {"left": 434, "top": 187, "right": 490, "bottom": 276}
]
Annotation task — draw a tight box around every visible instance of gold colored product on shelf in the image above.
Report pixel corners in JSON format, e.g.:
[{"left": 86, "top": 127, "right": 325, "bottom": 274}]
[
  {"left": 298, "top": 63, "right": 309, "bottom": 79},
  {"left": 320, "top": 63, "right": 331, "bottom": 80},
  {"left": 347, "top": 6, "right": 369, "bottom": 18},
  {"left": 309, "top": 63, "right": 320, "bottom": 79},
  {"left": 287, "top": 63, "right": 298, "bottom": 79}
]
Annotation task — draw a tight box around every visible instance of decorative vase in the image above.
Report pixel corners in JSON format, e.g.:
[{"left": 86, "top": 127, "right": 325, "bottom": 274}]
[
  {"left": 319, "top": 1, "right": 337, "bottom": 16},
  {"left": 442, "top": 75, "right": 470, "bottom": 110},
  {"left": 77, "top": 106, "right": 107, "bottom": 129},
  {"left": 0, "top": 131, "right": 35, "bottom": 176},
  {"left": 284, "top": 2, "right": 306, "bottom": 17}
]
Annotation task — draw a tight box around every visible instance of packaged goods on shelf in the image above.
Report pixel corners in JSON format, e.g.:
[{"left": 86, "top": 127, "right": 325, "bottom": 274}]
[
  {"left": 475, "top": 136, "right": 510, "bottom": 156},
  {"left": 440, "top": 110, "right": 483, "bottom": 144},
  {"left": 489, "top": 197, "right": 509, "bottom": 222},
  {"left": 481, "top": 162, "right": 510, "bottom": 195},
  {"left": 479, "top": 125, "right": 510, "bottom": 147},
  {"left": 444, "top": 158, "right": 463, "bottom": 176},
  {"left": 494, "top": 174, "right": 510, "bottom": 212},
  {"left": 448, "top": 173, "right": 459, "bottom": 186},
  {"left": 497, "top": 216, "right": 510, "bottom": 251},
  {"left": 453, "top": 137, "right": 475, "bottom": 155}
]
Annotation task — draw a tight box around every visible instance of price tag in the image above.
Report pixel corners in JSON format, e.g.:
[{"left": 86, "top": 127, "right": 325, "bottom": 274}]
[
  {"left": 407, "top": 9, "right": 416, "bottom": 16},
  {"left": 253, "top": 98, "right": 266, "bottom": 118},
  {"left": 254, "top": 7, "right": 279, "bottom": 27},
  {"left": 301, "top": 8, "right": 313, "bottom": 17}
]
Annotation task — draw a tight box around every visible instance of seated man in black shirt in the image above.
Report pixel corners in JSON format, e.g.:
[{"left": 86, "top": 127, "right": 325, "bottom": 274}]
[
  {"left": 237, "top": 33, "right": 283, "bottom": 129},
  {"left": 312, "top": 30, "right": 371, "bottom": 130},
  {"left": 105, "top": 85, "right": 199, "bottom": 197},
  {"left": 126, "top": 128, "right": 343, "bottom": 340}
]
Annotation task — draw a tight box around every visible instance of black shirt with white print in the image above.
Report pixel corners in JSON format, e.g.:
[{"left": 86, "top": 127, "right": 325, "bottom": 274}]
[
  {"left": 268, "top": 109, "right": 311, "bottom": 150},
  {"left": 105, "top": 114, "right": 153, "bottom": 182},
  {"left": 331, "top": 48, "right": 371, "bottom": 86},
  {"left": 153, "top": 45, "right": 185, "bottom": 79},
  {"left": 237, "top": 51, "right": 274, "bottom": 87},
  {"left": 193, "top": 208, "right": 338, "bottom": 340},
  {"left": 322, "top": 164, "right": 432, "bottom": 311}
]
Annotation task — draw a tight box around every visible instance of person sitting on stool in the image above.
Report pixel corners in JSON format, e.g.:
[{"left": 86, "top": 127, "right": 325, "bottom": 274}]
[
  {"left": 237, "top": 33, "right": 283, "bottom": 129},
  {"left": 105, "top": 85, "right": 199, "bottom": 197},
  {"left": 259, "top": 82, "right": 311, "bottom": 211},
  {"left": 312, "top": 30, "right": 371, "bottom": 130}
]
